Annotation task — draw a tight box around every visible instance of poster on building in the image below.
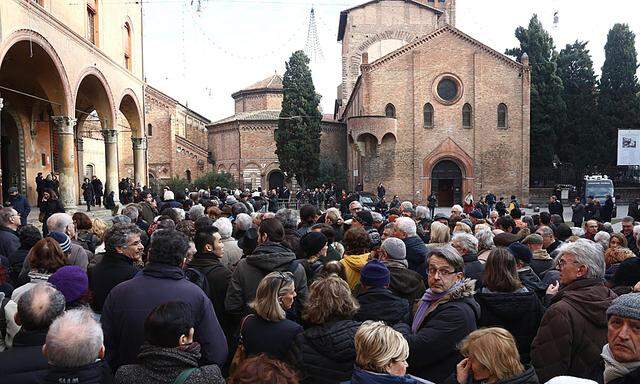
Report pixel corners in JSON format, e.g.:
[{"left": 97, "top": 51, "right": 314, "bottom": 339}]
[{"left": 618, "top": 130, "right": 640, "bottom": 166}]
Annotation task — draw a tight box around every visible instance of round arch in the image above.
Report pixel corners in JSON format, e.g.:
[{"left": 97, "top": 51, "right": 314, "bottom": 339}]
[
  {"left": 0, "top": 29, "right": 73, "bottom": 115},
  {"left": 73, "top": 67, "right": 116, "bottom": 130},
  {"left": 267, "top": 169, "right": 285, "bottom": 191},
  {"left": 421, "top": 138, "right": 475, "bottom": 206},
  {"left": 117, "top": 88, "right": 143, "bottom": 137}
]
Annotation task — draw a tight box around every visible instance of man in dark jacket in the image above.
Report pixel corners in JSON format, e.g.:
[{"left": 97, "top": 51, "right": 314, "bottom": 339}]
[
  {"left": 508, "top": 242, "right": 547, "bottom": 297},
  {"left": 602, "top": 293, "right": 640, "bottom": 384},
  {"left": 571, "top": 196, "right": 585, "bottom": 227},
  {"left": 225, "top": 218, "right": 308, "bottom": 318},
  {"left": 451, "top": 232, "right": 484, "bottom": 283},
  {"left": 91, "top": 176, "right": 103, "bottom": 206},
  {"left": 89, "top": 222, "right": 143, "bottom": 313},
  {"left": 188, "top": 226, "right": 231, "bottom": 332},
  {"left": 101, "top": 229, "right": 228, "bottom": 371},
  {"left": 548, "top": 195, "right": 564, "bottom": 217},
  {"left": 0, "top": 207, "right": 21, "bottom": 265},
  {"left": 396, "top": 245, "right": 479, "bottom": 383},
  {"left": 5, "top": 187, "right": 30, "bottom": 226},
  {"left": 393, "top": 217, "right": 428, "bottom": 278},
  {"left": 531, "top": 239, "right": 617, "bottom": 383},
  {"left": 0, "top": 283, "right": 65, "bottom": 382},
  {"left": 379, "top": 237, "right": 426, "bottom": 304},
  {"left": 42, "top": 308, "right": 112, "bottom": 383},
  {"left": 621, "top": 216, "right": 639, "bottom": 256},
  {"left": 354, "top": 260, "right": 410, "bottom": 325}
]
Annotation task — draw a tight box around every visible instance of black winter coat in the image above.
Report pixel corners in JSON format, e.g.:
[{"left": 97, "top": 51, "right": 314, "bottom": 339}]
[
  {"left": 354, "top": 287, "right": 410, "bottom": 325},
  {"left": 243, "top": 315, "right": 303, "bottom": 363},
  {"left": 0, "top": 226, "right": 20, "bottom": 261},
  {"left": 446, "top": 366, "right": 539, "bottom": 384},
  {"left": 609, "top": 367, "right": 640, "bottom": 384},
  {"left": 403, "top": 236, "right": 428, "bottom": 278},
  {"left": 7, "top": 194, "right": 31, "bottom": 226},
  {"left": 397, "top": 279, "right": 480, "bottom": 383},
  {"left": 292, "top": 319, "right": 361, "bottom": 384},
  {"left": 462, "top": 252, "right": 484, "bottom": 283},
  {"left": 43, "top": 360, "right": 113, "bottom": 384},
  {"left": 475, "top": 290, "right": 544, "bottom": 364},
  {"left": 187, "top": 253, "right": 231, "bottom": 330},
  {"left": 89, "top": 251, "right": 140, "bottom": 313},
  {"left": 0, "top": 329, "right": 48, "bottom": 383},
  {"left": 385, "top": 262, "right": 426, "bottom": 304}
]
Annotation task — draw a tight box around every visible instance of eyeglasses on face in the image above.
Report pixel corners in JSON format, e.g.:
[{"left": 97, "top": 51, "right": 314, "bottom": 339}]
[{"left": 427, "top": 267, "right": 456, "bottom": 277}]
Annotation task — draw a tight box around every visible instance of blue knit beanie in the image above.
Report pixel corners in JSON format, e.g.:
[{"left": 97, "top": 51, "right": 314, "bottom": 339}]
[
  {"left": 360, "top": 260, "right": 390, "bottom": 288},
  {"left": 607, "top": 293, "right": 640, "bottom": 321}
]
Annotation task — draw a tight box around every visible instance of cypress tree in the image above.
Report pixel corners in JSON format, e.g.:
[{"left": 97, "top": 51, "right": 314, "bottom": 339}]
[{"left": 275, "top": 50, "right": 322, "bottom": 189}]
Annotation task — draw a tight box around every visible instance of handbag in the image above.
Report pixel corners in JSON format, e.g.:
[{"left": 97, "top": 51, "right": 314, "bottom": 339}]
[
  {"left": 173, "top": 367, "right": 197, "bottom": 384},
  {"left": 229, "top": 314, "right": 254, "bottom": 376}
]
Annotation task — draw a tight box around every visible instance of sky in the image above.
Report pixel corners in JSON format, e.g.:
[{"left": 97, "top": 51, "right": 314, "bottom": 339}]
[{"left": 142, "top": 0, "right": 640, "bottom": 122}]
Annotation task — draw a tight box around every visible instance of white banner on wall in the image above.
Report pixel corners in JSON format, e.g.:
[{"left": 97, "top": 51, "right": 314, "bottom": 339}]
[{"left": 617, "top": 129, "right": 640, "bottom": 166}]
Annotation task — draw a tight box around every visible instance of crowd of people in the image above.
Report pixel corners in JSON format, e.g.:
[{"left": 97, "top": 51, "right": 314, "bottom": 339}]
[{"left": 1, "top": 185, "right": 640, "bottom": 384}]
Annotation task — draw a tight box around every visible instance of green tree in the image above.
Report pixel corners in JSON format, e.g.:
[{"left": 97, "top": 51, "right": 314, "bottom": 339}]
[
  {"left": 599, "top": 23, "right": 640, "bottom": 169},
  {"left": 556, "top": 40, "right": 601, "bottom": 177},
  {"left": 192, "top": 171, "right": 237, "bottom": 190},
  {"left": 275, "top": 50, "right": 322, "bottom": 189},
  {"left": 316, "top": 159, "right": 347, "bottom": 190},
  {"left": 160, "top": 176, "right": 191, "bottom": 198},
  {"left": 506, "top": 15, "right": 566, "bottom": 168}
]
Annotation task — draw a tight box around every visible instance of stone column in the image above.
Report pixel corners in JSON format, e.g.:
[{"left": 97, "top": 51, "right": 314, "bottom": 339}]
[
  {"left": 132, "top": 137, "right": 147, "bottom": 188},
  {"left": 76, "top": 135, "right": 84, "bottom": 204},
  {"left": 52, "top": 116, "right": 78, "bottom": 209},
  {"left": 102, "top": 129, "right": 119, "bottom": 203}
]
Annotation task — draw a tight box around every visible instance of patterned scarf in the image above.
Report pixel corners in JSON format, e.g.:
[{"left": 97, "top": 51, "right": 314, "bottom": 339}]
[
  {"left": 411, "top": 281, "right": 462, "bottom": 334},
  {"left": 601, "top": 343, "right": 640, "bottom": 383}
]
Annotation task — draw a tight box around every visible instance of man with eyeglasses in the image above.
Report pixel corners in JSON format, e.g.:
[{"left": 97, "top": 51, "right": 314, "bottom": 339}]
[
  {"left": 396, "top": 245, "right": 479, "bottom": 383},
  {"left": 531, "top": 239, "right": 617, "bottom": 383},
  {"left": 0, "top": 207, "right": 21, "bottom": 265}
]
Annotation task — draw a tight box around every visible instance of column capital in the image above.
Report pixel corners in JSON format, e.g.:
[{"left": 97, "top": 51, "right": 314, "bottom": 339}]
[
  {"left": 132, "top": 137, "right": 148, "bottom": 150},
  {"left": 52, "top": 116, "right": 77, "bottom": 135},
  {"left": 101, "top": 129, "right": 118, "bottom": 144}
]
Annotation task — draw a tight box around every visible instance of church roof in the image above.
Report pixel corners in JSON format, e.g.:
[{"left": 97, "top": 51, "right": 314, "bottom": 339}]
[
  {"left": 209, "top": 109, "right": 281, "bottom": 125},
  {"left": 338, "top": 0, "right": 442, "bottom": 41},
  {"left": 364, "top": 24, "right": 523, "bottom": 71},
  {"left": 232, "top": 74, "right": 283, "bottom": 99}
]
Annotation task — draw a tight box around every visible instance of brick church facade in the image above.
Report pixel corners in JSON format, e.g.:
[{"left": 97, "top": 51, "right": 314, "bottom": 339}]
[{"left": 207, "top": 0, "right": 530, "bottom": 204}]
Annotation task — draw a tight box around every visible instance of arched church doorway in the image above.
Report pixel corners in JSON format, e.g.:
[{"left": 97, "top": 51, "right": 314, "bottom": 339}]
[
  {"left": 1, "top": 110, "right": 23, "bottom": 199},
  {"left": 268, "top": 170, "right": 285, "bottom": 191},
  {"left": 431, "top": 160, "right": 462, "bottom": 207}
]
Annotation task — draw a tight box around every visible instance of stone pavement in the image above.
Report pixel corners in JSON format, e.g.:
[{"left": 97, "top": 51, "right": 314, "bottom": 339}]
[{"left": 26, "top": 206, "right": 115, "bottom": 229}]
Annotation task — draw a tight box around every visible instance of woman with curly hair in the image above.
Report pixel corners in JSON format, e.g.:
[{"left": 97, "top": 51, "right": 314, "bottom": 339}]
[
  {"left": 340, "top": 227, "right": 371, "bottom": 290},
  {"left": 228, "top": 354, "right": 299, "bottom": 384},
  {"left": 292, "top": 275, "right": 361, "bottom": 383}
]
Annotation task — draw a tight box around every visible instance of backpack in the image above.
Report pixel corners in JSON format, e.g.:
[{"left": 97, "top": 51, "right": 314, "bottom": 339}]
[{"left": 185, "top": 265, "right": 221, "bottom": 297}]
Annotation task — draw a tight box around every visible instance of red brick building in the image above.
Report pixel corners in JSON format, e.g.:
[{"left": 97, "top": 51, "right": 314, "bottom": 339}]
[{"left": 145, "top": 86, "right": 212, "bottom": 185}]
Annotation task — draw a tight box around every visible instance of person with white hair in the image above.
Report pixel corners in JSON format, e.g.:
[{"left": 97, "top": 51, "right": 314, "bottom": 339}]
[
  {"left": 531, "top": 239, "right": 617, "bottom": 383},
  {"left": 188, "top": 204, "right": 205, "bottom": 221},
  {"left": 475, "top": 229, "right": 494, "bottom": 264},
  {"left": 452, "top": 232, "right": 484, "bottom": 282},
  {"left": 594, "top": 231, "right": 611, "bottom": 254},
  {"left": 451, "top": 204, "right": 464, "bottom": 216},
  {"left": 233, "top": 213, "right": 253, "bottom": 241},
  {"left": 393, "top": 217, "right": 428, "bottom": 277},
  {"left": 213, "top": 217, "right": 242, "bottom": 271},
  {"left": 158, "top": 190, "right": 182, "bottom": 212},
  {"left": 42, "top": 308, "right": 111, "bottom": 382}
]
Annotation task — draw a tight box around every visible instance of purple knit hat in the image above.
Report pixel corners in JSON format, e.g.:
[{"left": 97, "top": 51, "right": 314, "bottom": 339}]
[{"left": 48, "top": 266, "right": 88, "bottom": 303}]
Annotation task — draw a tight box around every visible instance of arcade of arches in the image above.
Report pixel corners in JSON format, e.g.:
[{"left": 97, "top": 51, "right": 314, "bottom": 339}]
[{"left": 0, "top": 34, "right": 146, "bottom": 207}]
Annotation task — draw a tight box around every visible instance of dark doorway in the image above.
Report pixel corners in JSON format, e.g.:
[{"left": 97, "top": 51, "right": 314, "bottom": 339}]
[
  {"left": 431, "top": 160, "right": 462, "bottom": 207},
  {"left": 1, "top": 110, "right": 22, "bottom": 201},
  {"left": 268, "top": 170, "right": 285, "bottom": 191}
]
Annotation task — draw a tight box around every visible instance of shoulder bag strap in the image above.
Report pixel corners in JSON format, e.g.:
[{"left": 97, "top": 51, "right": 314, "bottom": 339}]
[
  {"left": 173, "top": 367, "right": 198, "bottom": 384},
  {"left": 238, "top": 314, "right": 254, "bottom": 344}
]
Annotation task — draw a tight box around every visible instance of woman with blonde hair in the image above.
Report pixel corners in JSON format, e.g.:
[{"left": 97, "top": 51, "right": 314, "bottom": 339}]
[
  {"left": 453, "top": 327, "right": 538, "bottom": 384},
  {"left": 345, "top": 321, "right": 431, "bottom": 383},
  {"left": 292, "top": 275, "right": 361, "bottom": 383},
  {"left": 240, "top": 271, "right": 303, "bottom": 364},
  {"left": 426, "top": 221, "right": 451, "bottom": 255}
]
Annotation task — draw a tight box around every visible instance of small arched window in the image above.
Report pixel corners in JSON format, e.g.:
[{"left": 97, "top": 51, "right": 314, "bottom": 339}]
[
  {"left": 497, "top": 103, "right": 508, "bottom": 128},
  {"left": 423, "top": 103, "right": 434, "bottom": 128},
  {"left": 123, "top": 22, "right": 132, "bottom": 70},
  {"left": 385, "top": 103, "right": 396, "bottom": 118},
  {"left": 462, "top": 103, "right": 472, "bottom": 128},
  {"left": 185, "top": 170, "right": 192, "bottom": 183},
  {"left": 147, "top": 123, "right": 153, "bottom": 136}
]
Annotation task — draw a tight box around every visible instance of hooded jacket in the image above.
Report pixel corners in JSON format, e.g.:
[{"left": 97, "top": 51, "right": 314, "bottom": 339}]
[
  {"left": 89, "top": 251, "right": 140, "bottom": 313},
  {"left": 115, "top": 343, "right": 225, "bottom": 384},
  {"left": 475, "top": 290, "right": 544, "bottom": 364},
  {"left": 292, "top": 319, "right": 361, "bottom": 384},
  {"left": 531, "top": 249, "right": 553, "bottom": 277},
  {"left": 345, "top": 367, "right": 434, "bottom": 384},
  {"left": 225, "top": 242, "right": 308, "bottom": 317},
  {"left": 101, "top": 263, "right": 228, "bottom": 371},
  {"left": 531, "top": 278, "right": 617, "bottom": 383},
  {"left": 383, "top": 260, "right": 426, "bottom": 304},
  {"left": 397, "top": 279, "right": 480, "bottom": 383},
  {"left": 354, "top": 287, "right": 410, "bottom": 325},
  {"left": 340, "top": 253, "right": 370, "bottom": 290}
]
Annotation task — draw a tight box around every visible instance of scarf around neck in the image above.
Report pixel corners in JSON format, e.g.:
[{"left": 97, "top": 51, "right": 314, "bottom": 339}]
[
  {"left": 411, "top": 280, "right": 462, "bottom": 334},
  {"left": 601, "top": 343, "right": 640, "bottom": 383}
]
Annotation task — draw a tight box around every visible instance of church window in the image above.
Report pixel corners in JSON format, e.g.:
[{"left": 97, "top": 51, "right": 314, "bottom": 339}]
[
  {"left": 123, "top": 22, "right": 132, "bottom": 71},
  {"left": 462, "top": 103, "right": 472, "bottom": 128},
  {"left": 87, "top": 1, "right": 98, "bottom": 45},
  {"left": 497, "top": 103, "right": 508, "bottom": 128},
  {"left": 423, "top": 103, "right": 434, "bottom": 128},
  {"left": 437, "top": 78, "right": 458, "bottom": 102},
  {"left": 147, "top": 123, "right": 153, "bottom": 136},
  {"left": 385, "top": 103, "right": 396, "bottom": 118}
]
